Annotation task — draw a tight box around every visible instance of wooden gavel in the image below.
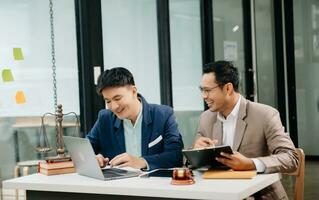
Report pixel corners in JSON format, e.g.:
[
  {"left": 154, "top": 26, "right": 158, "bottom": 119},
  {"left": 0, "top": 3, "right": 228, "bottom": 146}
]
[{"left": 172, "top": 168, "right": 193, "bottom": 181}]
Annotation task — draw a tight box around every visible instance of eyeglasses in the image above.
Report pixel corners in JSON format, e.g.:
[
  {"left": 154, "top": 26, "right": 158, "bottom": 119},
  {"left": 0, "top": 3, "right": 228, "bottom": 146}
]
[{"left": 199, "top": 85, "right": 220, "bottom": 96}]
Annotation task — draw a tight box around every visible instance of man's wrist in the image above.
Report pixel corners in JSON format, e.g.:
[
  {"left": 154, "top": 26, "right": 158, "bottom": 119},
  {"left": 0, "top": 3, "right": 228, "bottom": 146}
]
[{"left": 139, "top": 157, "right": 149, "bottom": 170}]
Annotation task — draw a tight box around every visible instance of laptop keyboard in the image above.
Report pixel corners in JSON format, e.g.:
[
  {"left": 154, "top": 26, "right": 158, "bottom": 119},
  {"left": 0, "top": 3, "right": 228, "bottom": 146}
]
[{"left": 102, "top": 168, "right": 130, "bottom": 178}]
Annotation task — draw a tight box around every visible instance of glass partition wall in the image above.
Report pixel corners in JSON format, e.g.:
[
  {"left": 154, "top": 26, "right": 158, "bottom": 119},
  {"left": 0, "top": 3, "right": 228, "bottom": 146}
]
[
  {"left": 169, "top": 0, "right": 203, "bottom": 148},
  {"left": 213, "top": 0, "right": 247, "bottom": 95},
  {"left": 294, "top": 0, "right": 319, "bottom": 155},
  {"left": 254, "top": 0, "right": 278, "bottom": 108},
  {"left": 101, "top": 0, "right": 161, "bottom": 104},
  {"left": 0, "top": 0, "right": 79, "bottom": 180}
]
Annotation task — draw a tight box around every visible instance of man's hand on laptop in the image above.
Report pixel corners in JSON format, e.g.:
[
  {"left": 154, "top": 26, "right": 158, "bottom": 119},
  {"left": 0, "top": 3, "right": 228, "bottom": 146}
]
[
  {"left": 96, "top": 154, "right": 110, "bottom": 168},
  {"left": 109, "top": 153, "right": 147, "bottom": 169},
  {"left": 193, "top": 137, "right": 218, "bottom": 149}
]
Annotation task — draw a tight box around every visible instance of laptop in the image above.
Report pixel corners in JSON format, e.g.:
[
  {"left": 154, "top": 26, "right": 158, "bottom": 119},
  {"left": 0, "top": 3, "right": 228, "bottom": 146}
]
[{"left": 63, "top": 136, "right": 141, "bottom": 180}]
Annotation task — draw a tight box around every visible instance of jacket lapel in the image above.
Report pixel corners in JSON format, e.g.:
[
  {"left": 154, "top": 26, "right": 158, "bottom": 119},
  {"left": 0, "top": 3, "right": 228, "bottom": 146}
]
[
  {"left": 141, "top": 122, "right": 152, "bottom": 156},
  {"left": 233, "top": 97, "right": 247, "bottom": 151},
  {"left": 140, "top": 94, "right": 152, "bottom": 156},
  {"left": 114, "top": 117, "right": 126, "bottom": 153}
]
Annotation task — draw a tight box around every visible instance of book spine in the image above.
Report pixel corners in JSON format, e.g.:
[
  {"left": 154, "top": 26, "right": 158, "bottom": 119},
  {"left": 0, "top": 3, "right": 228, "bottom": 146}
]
[
  {"left": 39, "top": 167, "right": 76, "bottom": 176},
  {"left": 39, "top": 161, "right": 74, "bottom": 169}
]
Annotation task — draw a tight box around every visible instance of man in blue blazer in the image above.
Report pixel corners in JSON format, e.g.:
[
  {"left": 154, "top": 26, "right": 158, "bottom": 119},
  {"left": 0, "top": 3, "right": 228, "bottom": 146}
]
[{"left": 86, "top": 67, "right": 183, "bottom": 170}]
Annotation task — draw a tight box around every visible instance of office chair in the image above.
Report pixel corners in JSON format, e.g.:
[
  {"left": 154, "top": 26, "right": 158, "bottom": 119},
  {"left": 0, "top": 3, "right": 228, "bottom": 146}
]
[{"left": 286, "top": 148, "right": 305, "bottom": 200}]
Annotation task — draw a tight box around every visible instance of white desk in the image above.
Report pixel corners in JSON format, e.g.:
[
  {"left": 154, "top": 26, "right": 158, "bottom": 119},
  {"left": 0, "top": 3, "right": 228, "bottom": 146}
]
[{"left": 3, "top": 172, "right": 281, "bottom": 200}]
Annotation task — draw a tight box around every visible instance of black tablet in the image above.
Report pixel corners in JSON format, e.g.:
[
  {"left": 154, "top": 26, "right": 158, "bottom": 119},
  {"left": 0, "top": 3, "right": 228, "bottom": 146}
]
[
  {"left": 182, "top": 145, "right": 233, "bottom": 169},
  {"left": 140, "top": 169, "right": 174, "bottom": 178}
]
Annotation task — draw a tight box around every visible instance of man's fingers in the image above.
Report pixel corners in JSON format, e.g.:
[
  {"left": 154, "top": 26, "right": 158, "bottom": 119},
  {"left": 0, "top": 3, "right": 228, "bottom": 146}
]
[
  {"left": 208, "top": 140, "right": 215, "bottom": 146},
  {"left": 110, "top": 154, "right": 129, "bottom": 166},
  {"left": 111, "top": 153, "right": 126, "bottom": 161},
  {"left": 194, "top": 141, "right": 205, "bottom": 148},
  {"left": 110, "top": 159, "right": 127, "bottom": 167},
  {"left": 201, "top": 137, "right": 212, "bottom": 143},
  {"left": 104, "top": 157, "right": 110, "bottom": 165},
  {"left": 97, "top": 159, "right": 104, "bottom": 167},
  {"left": 117, "top": 162, "right": 129, "bottom": 168},
  {"left": 203, "top": 138, "right": 218, "bottom": 146},
  {"left": 109, "top": 153, "right": 126, "bottom": 164},
  {"left": 220, "top": 152, "right": 232, "bottom": 159},
  {"left": 194, "top": 137, "right": 217, "bottom": 148},
  {"left": 96, "top": 154, "right": 108, "bottom": 167},
  {"left": 216, "top": 157, "right": 234, "bottom": 167},
  {"left": 216, "top": 157, "right": 230, "bottom": 166},
  {"left": 199, "top": 140, "right": 209, "bottom": 147},
  {"left": 195, "top": 143, "right": 208, "bottom": 148},
  {"left": 211, "top": 139, "right": 218, "bottom": 145}
]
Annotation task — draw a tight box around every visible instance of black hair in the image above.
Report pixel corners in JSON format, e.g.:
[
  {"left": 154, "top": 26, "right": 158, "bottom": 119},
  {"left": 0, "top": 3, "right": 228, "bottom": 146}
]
[
  {"left": 96, "top": 67, "right": 135, "bottom": 95},
  {"left": 203, "top": 60, "right": 239, "bottom": 92}
]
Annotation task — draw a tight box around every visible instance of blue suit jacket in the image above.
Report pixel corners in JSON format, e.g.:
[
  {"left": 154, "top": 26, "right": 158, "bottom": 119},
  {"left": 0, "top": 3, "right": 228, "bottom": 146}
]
[{"left": 86, "top": 94, "right": 183, "bottom": 170}]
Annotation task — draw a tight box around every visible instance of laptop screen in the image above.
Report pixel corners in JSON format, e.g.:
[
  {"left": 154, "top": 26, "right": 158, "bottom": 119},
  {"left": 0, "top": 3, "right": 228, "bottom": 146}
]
[{"left": 63, "top": 136, "right": 141, "bottom": 180}]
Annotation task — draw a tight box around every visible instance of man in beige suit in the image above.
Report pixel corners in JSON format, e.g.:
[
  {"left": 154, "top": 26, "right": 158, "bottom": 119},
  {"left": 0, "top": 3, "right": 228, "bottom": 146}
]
[{"left": 194, "top": 61, "right": 299, "bottom": 199}]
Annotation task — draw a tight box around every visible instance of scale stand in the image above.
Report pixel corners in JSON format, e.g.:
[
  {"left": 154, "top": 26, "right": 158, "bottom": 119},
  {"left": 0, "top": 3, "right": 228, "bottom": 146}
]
[{"left": 36, "top": 104, "right": 80, "bottom": 163}]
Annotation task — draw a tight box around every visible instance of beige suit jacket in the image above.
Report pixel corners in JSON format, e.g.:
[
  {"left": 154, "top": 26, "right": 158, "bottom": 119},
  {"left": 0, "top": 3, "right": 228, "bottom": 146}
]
[{"left": 196, "top": 97, "right": 299, "bottom": 199}]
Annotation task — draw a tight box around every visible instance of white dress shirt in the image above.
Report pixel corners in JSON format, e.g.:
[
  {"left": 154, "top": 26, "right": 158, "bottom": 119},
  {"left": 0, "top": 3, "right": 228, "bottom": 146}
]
[
  {"left": 217, "top": 96, "right": 241, "bottom": 148},
  {"left": 217, "top": 96, "right": 265, "bottom": 173}
]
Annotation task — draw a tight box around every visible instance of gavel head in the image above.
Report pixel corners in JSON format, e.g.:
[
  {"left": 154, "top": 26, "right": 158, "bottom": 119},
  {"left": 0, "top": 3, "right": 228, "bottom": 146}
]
[{"left": 172, "top": 168, "right": 192, "bottom": 180}]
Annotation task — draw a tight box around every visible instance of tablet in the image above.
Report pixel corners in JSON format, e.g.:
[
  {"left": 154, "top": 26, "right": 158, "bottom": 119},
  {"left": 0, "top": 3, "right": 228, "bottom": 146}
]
[
  {"left": 182, "top": 145, "right": 233, "bottom": 169},
  {"left": 140, "top": 169, "right": 174, "bottom": 178}
]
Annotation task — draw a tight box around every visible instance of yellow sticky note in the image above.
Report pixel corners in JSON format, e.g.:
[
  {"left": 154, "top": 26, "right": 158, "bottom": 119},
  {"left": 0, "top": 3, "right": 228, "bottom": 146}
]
[
  {"left": 2, "top": 69, "right": 14, "bottom": 82},
  {"left": 13, "top": 48, "right": 24, "bottom": 60},
  {"left": 16, "top": 91, "right": 26, "bottom": 104}
]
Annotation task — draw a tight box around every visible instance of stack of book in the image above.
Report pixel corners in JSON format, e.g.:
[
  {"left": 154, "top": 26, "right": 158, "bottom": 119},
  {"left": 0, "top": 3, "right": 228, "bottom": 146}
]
[{"left": 38, "top": 160, "right": 75, "bottom": 175}]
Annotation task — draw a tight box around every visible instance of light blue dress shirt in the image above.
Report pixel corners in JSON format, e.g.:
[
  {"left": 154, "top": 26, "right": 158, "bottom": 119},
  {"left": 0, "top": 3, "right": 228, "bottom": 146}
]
[{"left": 123, "top": 104, "right": 143, "bottom": 157}]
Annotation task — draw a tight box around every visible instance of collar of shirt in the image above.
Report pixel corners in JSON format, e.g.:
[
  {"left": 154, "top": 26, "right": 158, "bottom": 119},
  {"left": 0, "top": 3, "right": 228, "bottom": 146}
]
[
  {"left": 217, "top": 96, "right": 241, "bottom": 123},
  {"left": 123, "top": 102, "right": 143, "bottom": 128},
  {"left": 217, "top": 96, "right": 241, "bottom": 147},
  {"left": 123, "top": 103, "right": 143, "bottom": 157}
]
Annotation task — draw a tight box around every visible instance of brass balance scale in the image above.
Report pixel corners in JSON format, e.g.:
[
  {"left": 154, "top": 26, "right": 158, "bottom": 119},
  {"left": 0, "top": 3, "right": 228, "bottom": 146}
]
[{"left": 35, "top": 0, "right": 80, "bottom": 162}]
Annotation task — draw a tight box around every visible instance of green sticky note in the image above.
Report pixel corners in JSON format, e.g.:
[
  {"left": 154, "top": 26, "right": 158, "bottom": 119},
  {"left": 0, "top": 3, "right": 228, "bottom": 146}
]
[
  {"left": 2, "top": 69, "right": 14, "bottom": 82},
  {"left": 13, "top": 48, "right": 24, "bottom": 60}
]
